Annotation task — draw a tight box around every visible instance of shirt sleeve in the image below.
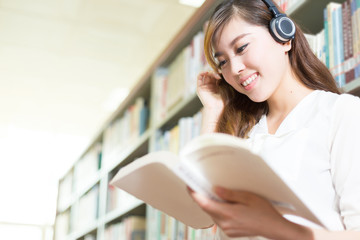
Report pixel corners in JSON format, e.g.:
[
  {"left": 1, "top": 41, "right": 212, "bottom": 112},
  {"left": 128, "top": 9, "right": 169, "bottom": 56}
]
[{"left": 329, "top": 94, "right": 360, "bottom": 231}]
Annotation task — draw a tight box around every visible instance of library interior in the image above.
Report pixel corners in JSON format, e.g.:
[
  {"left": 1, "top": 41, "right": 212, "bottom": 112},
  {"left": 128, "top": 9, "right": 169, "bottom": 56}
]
[{"left": 1, "top": 0, "right": 359, "bottom": 240}]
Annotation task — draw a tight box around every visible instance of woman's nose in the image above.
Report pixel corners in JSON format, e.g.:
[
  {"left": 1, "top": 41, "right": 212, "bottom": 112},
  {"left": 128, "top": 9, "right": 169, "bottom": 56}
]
[{"left": 230, "top": 56, "right": 245, "bottom": 75}]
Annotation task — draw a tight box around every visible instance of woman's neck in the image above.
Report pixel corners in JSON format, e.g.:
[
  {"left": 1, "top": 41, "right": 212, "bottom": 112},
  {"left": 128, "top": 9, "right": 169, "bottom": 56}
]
[{"left": 266, "top": 75, "right": 313, "bottom": 134}]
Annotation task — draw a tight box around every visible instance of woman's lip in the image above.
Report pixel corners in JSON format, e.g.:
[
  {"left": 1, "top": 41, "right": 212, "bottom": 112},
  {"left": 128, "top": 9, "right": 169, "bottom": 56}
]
[
  {"left": 240, "top": 72, "right": 259, "bottom": 84},
  {"left": 242, "top": 73, "right": 258, "bottom": 91}
]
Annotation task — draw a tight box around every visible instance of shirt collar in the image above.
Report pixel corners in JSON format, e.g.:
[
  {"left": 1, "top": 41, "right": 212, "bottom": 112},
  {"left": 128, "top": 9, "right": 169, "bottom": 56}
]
[{"left": 249, "top": 90, "right": 320, "bottom": 138}]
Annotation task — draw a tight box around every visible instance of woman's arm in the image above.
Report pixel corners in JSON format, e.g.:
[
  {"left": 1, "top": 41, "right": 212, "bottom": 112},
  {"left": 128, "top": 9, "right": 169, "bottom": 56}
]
[
  {"left": 196, "top": 71, "right": 224, "bottom": 134},
  {"left": 312, "top": 229, "right": 360, "bottom": 239},
  {"left": 190, "top": 187, "right": 360, "bottom": 240},
  {"left": 200, "top": 107, "right": 223, "bottom": 134}
]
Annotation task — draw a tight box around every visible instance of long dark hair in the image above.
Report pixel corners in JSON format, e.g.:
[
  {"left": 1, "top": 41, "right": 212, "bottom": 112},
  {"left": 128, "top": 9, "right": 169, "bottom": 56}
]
[{"left": 204, "top": 0, "right": 340, "bottom": 138}]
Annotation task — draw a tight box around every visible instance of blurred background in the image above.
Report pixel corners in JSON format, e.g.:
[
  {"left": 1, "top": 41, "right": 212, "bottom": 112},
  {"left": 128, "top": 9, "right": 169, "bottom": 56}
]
[{"left": 0, "top": 0, "right": 203, "bottom": 239}]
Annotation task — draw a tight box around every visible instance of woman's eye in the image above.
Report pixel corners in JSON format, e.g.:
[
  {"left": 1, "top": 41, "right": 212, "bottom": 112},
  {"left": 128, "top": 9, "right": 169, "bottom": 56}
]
[
  {"left": 236, "top": 43, "right": 249, "bottom": 54},
  {"left": 218, "top": 60, "right": 227, "bottom": 68}
]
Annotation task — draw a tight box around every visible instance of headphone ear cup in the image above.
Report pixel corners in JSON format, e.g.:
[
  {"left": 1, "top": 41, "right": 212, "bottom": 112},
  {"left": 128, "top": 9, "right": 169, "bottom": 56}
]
[{"left": 269, "top": 15, "right": 296, "bottom": 43}]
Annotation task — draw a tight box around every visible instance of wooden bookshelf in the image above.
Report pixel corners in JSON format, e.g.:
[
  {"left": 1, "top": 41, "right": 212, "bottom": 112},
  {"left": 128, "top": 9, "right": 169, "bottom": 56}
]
[
  {"left": 342, "top": 78, "right": 360, "bottom": 96},
  {"left": 289, "top": 0, "right": 345, "bottom": 34},
  {"left": 54, "top": 0, "right": 360, "bottom": 239}
]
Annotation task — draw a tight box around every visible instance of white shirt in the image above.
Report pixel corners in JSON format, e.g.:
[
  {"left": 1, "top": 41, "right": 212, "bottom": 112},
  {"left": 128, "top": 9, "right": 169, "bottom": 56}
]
[{"left": 217, "top": 90, "right": 360, "bottom": 239}]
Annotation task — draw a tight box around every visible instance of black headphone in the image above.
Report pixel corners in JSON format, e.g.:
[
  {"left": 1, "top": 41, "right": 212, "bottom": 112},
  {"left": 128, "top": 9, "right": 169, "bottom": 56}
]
[{"left": 261, "top": 0, "right": 296, "bottom": 43}]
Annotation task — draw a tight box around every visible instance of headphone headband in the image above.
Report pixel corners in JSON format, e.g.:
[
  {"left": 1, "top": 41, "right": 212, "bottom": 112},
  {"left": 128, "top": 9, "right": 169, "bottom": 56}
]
[
  {"left": 261, "top": 0, "right": 281, "bottom": 17},
  {"left": 260, "top": 0, "right": 296, "bottom": 43}
]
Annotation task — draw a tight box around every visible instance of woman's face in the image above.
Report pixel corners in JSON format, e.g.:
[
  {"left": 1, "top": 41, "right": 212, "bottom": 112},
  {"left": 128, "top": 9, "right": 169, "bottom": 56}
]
[{"left": 213, "top": 16, "right": 292, "bottom": 102}]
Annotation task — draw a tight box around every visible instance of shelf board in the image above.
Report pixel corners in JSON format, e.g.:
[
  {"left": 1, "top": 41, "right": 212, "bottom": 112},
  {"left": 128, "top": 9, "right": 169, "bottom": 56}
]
[
  {"left": 67, "top": 220, "right": 98, "bottom": 240},
  {"left": 103, "top": 130, "right": 151, "bottom": 175},
  {"left": 156, "top": 0, "right": 222, "bottom": 67},
  {"left": 287, "top": 0, "right": 307, "bottom": 15},
  {"left": 342, "top": 78, "right": 360, "bottom": 96},
  {"left": 57, "top": 1, "right": 360, "bottom": 239},
  {"left": 57, "top": 172, "right": 101, "bottom": 213},
  {"left": 153, "top": 93, "right": 202, "bottom": 131},
  {"left": 289, "top": 0, "right": 344, "bottom": 34},
  {"left": 103, "top": 200, "right": 145, "bottom": 225}
]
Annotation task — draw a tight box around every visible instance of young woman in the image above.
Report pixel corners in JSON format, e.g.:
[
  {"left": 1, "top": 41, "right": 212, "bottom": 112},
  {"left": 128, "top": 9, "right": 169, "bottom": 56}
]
[{"left": 191, "top": 0, "right": 360, "bottom": 239}]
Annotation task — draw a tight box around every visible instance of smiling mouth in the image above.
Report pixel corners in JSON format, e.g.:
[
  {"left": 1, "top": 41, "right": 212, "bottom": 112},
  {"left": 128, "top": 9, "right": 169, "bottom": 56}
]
[{"left": 241, "top": 73, "right": 258, "bottom": 87}]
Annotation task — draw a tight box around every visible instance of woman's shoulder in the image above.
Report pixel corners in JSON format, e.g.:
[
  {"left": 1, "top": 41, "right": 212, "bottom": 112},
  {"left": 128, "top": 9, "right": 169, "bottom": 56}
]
[
  {"left": 315, "top": 90, "right": 360, "bottom": 128},
  {"left": 315, "top": 90, "right": 360, "bottom": 111}
]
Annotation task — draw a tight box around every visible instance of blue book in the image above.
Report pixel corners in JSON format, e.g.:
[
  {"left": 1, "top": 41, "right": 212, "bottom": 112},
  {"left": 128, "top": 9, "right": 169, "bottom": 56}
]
[
  {"left": 139, "top": 105, "right": 149, "bottom": 135},
  {"left": 324, "top": 8, "right": 330, "bottom": 68},
  {"left": 332, "top": 5, "right": 339, "bottom": 85},
  {"left": 337, "top": 6, "right": 346, "bottom": 86}
]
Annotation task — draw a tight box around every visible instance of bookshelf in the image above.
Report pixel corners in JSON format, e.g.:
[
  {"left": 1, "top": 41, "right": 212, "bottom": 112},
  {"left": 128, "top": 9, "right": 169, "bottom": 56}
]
[
  {"left": 289, "top": 0, "right": 345, "bottom": 33},
  {"left": 54, "top": 0, "right": 360, "bottom": 240}
]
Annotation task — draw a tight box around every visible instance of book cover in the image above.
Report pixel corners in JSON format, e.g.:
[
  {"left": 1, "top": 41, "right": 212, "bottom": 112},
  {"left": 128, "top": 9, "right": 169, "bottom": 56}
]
[{"left": 110, "top": 133, "right": 332, "bottom": 230}]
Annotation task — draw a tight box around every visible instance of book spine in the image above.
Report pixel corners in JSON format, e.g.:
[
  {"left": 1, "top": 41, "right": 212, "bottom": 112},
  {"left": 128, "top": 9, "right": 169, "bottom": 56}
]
[
  {"left": 154, "top": 110, "right": 203, "bottom": 152},
  {"left": 54, "top": 210, "right": 70, "bottom": 240},
  {"left": 343, "top": 1, "right": 350, "bottom": 64},
  {"left": 101, "top": 97, "right": 149, "bottom": 169},
  {"left": 105, "top": 216, "right": 146, "bottom": 240},
  {"left": 337, "top": 5, "right": 346, "bottom": 86},
  {"left": 351, "top": 0, "right": 359, "bottom": 79},
  {"left": 150, "top": 68, "right": 168, "bottom": 125},
  {"left": 75, "top": 185, "right": 99, "bottom": 231},
  {"left": 74, "top": 144, "right": 102, "bottom": 193},
  {"left": 318, "top": 29, "right": 327, "bottom": 65},
  {"left": 345, "top": 0, "right": 356, "bottom": 83},
  {"left": 355, "top": 0, "right": 360, "bottom": 78},
  {"left": 327, "top": 3, "right": 335, "bottom": 70},
  {"left": 57, "top": 171, "right": 73, "bottom": 211},
  {"left": 324, "top": 7, "right": 330, "bottom": 68}
]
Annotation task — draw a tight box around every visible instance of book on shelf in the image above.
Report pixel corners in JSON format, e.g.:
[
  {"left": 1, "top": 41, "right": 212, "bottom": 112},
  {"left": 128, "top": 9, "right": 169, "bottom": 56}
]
[
  {"left": 74, "top": 143, "right": 101, "bottom": 192},
  {"left": 352, "top": 0, "right": 360, "bottom": 79},
  {"left": 151, "top": 67, "right": 168, "bottom": 125},
  {"left": 322, "top": 1, "right": 360, "bottom": 85},
  {"left": 153, "top": 110, "right": 202, "bottom": 152},
  {"left": 58, "top": 170, "right": 73, "bottom": 211},
  {"left": 304, "top": 30, "right": 327, "bottom": 66},
  {"left": 334, "top": 4, "right": 345, "bottom": 86},
  {"left": 342, "top": 0, "right": 356, "bottom": 83},
  {"left": 325, "top": 2, "right": 344, "bottom": 86},
  {"left": 110, "top": 133, "right": 331, "bottom": 230},
  {"left": 105, "top": 216, "right": 146, "bottom": 240},
  {"left": 146, "top": 205, "right": 217, "bottom": 240},
  {"left": 150, "top": 31, "right": 207, "bottom": 125},
  {"left": 54, "top": 210, "right": 70, "bottom": 240},
  {"left": 75, "top": 185, "right": 99, "bottom": 231},
  {"left": 84, "top": 234, "right": 96, "bottom": 240},
  {"left": 107, "top": 181, "right": 140, "bottom": 213},
  {"left": 102, "top": 97, "right": 149, "bottom": 168}
]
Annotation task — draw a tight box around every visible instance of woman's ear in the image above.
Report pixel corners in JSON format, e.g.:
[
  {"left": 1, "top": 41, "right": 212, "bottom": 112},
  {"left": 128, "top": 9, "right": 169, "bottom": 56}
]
[{"left": 282, "top": 40, "right": 292, "bottom": 52}]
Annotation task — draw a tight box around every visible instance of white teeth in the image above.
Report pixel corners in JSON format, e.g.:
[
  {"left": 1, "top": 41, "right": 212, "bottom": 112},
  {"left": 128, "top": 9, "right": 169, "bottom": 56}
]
[{"left": 242, "top": 74, "right": 257, "bottom": 87}]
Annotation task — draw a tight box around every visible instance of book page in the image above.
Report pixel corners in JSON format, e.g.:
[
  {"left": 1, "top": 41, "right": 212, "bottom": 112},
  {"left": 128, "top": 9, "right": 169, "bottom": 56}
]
[
  {"left": 110, "top": 151, "right": 214, "bottom": 229},
  {"left": 178, "top": 133, "right": 326, "bottom": 229}
]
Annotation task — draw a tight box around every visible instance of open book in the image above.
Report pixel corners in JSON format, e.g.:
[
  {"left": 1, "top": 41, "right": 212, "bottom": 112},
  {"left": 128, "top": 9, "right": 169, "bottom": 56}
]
[{"left": 110, "top": 133, "right": 328, "bottom": 229}]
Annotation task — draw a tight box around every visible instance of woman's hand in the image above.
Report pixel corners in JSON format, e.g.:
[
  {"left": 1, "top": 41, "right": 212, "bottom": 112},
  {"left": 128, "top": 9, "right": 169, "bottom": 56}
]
[
  {"left": 197, "top": 71, "right": 224, "bottom": 111},
  {"left": 197, "top": 71, "right": 225, "bottom": 133},
  {"left": 189, "top": 187, "right": 313, "bottom": 240}
]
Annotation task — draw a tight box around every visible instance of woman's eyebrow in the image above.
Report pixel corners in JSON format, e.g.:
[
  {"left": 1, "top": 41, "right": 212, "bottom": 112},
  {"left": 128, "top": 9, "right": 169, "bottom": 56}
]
[
  {"left": 214, "top": 33, "right": 250, "bottom": 58},
  {"left": 229, "top": 33, "right": 250, "bottom": 47}
]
